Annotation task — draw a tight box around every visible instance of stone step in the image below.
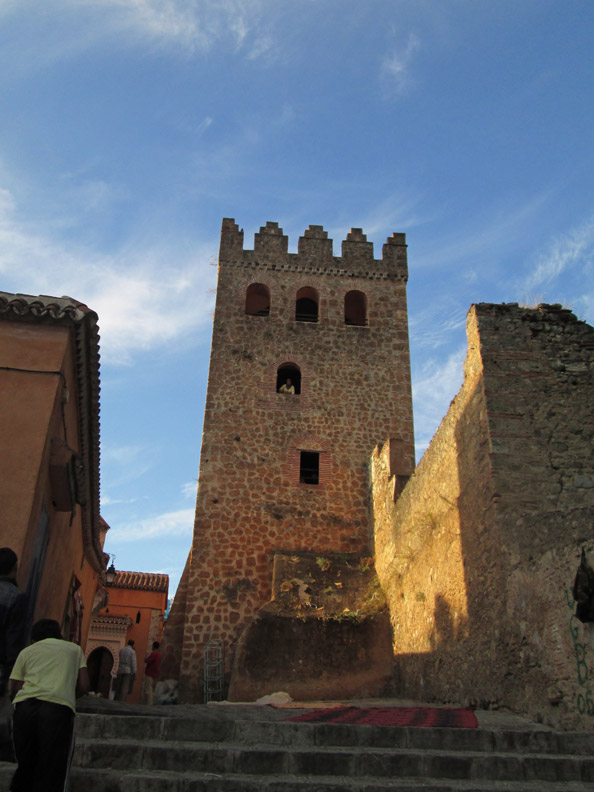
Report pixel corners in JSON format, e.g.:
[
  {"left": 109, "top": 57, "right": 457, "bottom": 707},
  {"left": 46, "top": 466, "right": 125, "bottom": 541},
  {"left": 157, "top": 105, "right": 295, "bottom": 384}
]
[
  {"left": 73, "top": 737, "right": 594, "bottom": 784},
  {"left": 65, "top": 767, "right": 594, "bottom": 792},
  {"left": 2, "top": 710, "right": 594, "bottom": 792},
  {"left": 2, "top": 764, "right": 594, "bottom": 792},
  {"left": 75, "top": 713, "right": 594, "bottom": 756}
]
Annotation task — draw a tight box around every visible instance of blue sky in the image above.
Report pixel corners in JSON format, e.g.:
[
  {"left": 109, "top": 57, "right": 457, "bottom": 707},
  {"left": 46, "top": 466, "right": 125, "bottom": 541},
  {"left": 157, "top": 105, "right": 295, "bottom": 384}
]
[{"left": 1, "top": 1, "right": 593, "bottom": 596}]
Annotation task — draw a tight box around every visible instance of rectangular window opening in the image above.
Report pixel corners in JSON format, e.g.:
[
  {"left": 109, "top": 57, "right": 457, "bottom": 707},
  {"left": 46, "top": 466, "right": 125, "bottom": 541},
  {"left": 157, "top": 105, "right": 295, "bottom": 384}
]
[{"left": 300, "top": 451, "right": 319, "bottom": 485}]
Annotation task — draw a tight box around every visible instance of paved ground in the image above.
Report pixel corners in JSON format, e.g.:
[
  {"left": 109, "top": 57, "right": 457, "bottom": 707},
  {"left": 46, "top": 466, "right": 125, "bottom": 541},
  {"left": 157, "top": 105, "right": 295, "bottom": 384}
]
[{"left": 77, "top": 695, "right": 554, "bottom": 732}]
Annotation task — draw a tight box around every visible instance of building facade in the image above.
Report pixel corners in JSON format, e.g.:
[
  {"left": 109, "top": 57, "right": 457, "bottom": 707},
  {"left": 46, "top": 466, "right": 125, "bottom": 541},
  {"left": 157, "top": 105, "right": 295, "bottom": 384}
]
[
  {"left": 0, "top": 291, "right": 105, "bottom": 646},
  {"left": 87, "top": 570, "right": 168, "bottom": 703},
  {"left": 166, "top": 219, "right": 415, "bottom": 701}
]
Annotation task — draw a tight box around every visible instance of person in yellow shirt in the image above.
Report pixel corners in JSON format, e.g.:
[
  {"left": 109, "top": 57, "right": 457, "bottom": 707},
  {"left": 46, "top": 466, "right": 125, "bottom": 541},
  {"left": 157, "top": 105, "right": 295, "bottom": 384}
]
[
  {"left": 279, "top": 378, "right": 295, "bottom": 395},
  {"left": 8, "top": 618, "right": 89, "bottom": 792}
]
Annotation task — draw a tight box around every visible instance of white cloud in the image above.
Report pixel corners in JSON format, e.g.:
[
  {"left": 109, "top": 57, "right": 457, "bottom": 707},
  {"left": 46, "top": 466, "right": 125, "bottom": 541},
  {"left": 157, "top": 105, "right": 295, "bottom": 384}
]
[
  {"left": 59, "top": 178, "right": 126, "bottom": 216},
  {"left": 353, "top": 192, "right": 425, "bottom": 240},
  {"left": 511, "top": 213, "right": 594, "bottom": 326},
  {"left": 101, "top": 445, "right": 147, "bottom": 466},
  {"left": 0, "top": 185, "right": 217, "bottom": 366},
  {"left": 100, "top": 495, "right": 138, "bottom": 507},
  {"left": 413, "top": 191, "right": 553, "bottom": 273},
  {"left": 410, "top": 300, "right": 467, "bottom": 351},
  {"left": 0, "top": 187, "right": 15, "bottom": 214},
  {"left": 197, "top": 116, "right": 213, "bottom": 135},
  {"left": 248, "top": 36, "right": 275, "bottom": 60},
  {"left": 522, "top": 214, "right": 594, "bottom": 295},
  {"left": 87, "top": 0, "right": 210, "bottom": 52},
  {"left": 110, "top": 507, "right": 195, "bottom": 540},
  {"left": 0, "top": 0, "right": 21, "bottom": 17},
  {"left": 7, "top": 0, "right": 267, "bottom": 59},
  {"left": 412, "top": 345, "right": 466, "bottom": 458},
  {"left": 99, "top": 445, "right": 155, "bottom": 491},
  {"left": 181, "top": 480, "right": 197, "bottom": 498},
  {"left": 382, "top": 33, "right": 420, "bottom": 95}
]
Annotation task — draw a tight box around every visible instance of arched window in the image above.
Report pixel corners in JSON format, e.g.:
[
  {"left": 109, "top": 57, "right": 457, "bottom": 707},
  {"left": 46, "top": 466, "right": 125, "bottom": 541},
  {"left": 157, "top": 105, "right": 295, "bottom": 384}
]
[
  {"left": 277, "top": 363, "right": 301, "bottom": 395},
  {"left": 245, "top": 283, "right": 270, "bottom": 317},
  {"left": 295, "top": 287, "right": 319, "bottom": 323},
  {"left": 344, "top": 290, "right": 367, "bottom": 326}
]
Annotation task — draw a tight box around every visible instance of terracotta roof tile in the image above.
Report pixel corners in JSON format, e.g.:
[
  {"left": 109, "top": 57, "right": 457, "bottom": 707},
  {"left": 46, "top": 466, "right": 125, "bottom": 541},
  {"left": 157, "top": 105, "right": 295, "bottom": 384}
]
[{"left": 108, "top": 571, "right": 169, "bottom": 593}]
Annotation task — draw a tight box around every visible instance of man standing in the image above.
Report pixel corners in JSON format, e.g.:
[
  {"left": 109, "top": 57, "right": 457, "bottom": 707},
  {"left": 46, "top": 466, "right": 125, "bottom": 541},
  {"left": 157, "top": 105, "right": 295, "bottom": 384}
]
[
  {"left": 0, "top": 548, "right": 28, "bottom": 694},
  {"left": 115, "top": 639, "right": 136, "bottom": 701},
  {"left": 0, "top": 548, "right": 28, "bottom": 762},
  {"left": 9, "top": 618, "right": 89, "bottom": 792},
  {"left": 143, "top": 641, "right": 162, "bottom": 705}
]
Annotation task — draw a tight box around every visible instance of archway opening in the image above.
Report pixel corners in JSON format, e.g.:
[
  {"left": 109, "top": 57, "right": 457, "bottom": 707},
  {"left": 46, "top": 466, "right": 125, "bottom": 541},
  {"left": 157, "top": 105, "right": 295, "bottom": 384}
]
[
  {"left": 295, "top": 287, "right": 319, "bottom": 323},
  {"left": 245, "top": 283, "right": 270, "bottom": 317},
  {"left": 345, "top": 290, "right": 367, "bottom": 326}
]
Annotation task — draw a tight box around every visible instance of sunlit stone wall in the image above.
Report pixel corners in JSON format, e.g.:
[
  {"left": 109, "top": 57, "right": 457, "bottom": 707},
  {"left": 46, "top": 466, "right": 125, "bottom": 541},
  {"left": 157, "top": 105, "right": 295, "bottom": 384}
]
[{"left": 373, "top": 303, "right": 594, "bottom": 730}]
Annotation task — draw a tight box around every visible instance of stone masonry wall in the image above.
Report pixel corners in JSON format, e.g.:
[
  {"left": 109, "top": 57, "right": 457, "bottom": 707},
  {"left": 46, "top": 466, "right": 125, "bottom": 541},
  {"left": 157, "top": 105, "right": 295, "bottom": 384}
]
[
  {"left": 477, "top": 303, "right": 594, "bottom": 728},
  {"left": 160, "top": 551, "right": 191, "bottom": 680},
  {"left": 178, "top": 219, "right": 415, "bottom": 701},
  {"left": 373, "top": 303, "right": 594, "bottom": 729}
]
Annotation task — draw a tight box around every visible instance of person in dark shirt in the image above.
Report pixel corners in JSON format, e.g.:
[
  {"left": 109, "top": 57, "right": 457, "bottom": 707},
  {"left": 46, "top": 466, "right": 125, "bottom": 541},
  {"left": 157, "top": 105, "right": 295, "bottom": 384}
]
[
  {"left": 0, "top": 548, "right": 28, "bottom": 761},
  {"left": 0, "top": 548, "right": 28, "bottom": 694}
]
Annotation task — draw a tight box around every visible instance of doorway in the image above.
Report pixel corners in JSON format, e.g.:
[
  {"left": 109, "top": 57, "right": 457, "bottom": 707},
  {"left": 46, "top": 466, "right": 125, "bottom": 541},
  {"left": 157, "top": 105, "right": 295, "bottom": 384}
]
[{"left": 87, "top": 647, "right": 114, "bottom": 699}]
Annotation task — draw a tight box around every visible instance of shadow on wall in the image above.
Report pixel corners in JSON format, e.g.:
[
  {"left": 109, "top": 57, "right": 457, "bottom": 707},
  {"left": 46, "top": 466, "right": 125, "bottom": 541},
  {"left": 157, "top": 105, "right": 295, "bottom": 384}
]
[{"left": 228, "top": 611, "right": 394, "bottom": 702}]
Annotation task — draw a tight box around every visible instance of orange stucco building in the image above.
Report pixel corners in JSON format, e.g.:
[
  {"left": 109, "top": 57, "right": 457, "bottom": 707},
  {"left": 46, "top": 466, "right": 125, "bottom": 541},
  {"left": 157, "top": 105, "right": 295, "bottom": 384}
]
[
  {"left": 0, "top": 291, "right": 106, "bottom": 646},
  {"left": 86, "top": 570, "right": 168, "bottom": 703}
]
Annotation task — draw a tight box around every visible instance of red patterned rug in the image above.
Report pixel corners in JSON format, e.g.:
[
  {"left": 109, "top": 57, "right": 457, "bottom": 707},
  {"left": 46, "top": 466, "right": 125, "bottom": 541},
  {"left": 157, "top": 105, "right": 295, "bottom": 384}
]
[{"left": 288, "top": 705, "right": 478, "bottom": 728}]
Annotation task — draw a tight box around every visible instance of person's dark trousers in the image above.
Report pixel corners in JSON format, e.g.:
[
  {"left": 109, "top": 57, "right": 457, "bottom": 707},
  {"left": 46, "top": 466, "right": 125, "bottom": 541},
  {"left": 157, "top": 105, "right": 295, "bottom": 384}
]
[{"left": 10, "top": 697, "right": 74, "bottom": 792}]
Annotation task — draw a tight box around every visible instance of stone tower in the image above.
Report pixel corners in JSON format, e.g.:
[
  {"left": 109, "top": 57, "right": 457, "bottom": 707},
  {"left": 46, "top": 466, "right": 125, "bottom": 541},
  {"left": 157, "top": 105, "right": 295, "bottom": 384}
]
[{"left": 173, "top": 219, "right": 415, "bottom": 701}]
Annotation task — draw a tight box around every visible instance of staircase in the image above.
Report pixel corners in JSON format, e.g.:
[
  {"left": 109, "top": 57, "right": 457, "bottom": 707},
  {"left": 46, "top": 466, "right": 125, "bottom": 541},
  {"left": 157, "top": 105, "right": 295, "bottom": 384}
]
[{"left": 2, "top": 707, "right": 594, "bottom": 791}]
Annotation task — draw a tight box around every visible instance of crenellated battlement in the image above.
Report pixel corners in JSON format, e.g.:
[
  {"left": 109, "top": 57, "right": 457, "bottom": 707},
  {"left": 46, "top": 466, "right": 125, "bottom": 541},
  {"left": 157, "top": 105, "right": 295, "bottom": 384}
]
[{"left": 219, "top": 218, "right": 408, "bottom": 281}]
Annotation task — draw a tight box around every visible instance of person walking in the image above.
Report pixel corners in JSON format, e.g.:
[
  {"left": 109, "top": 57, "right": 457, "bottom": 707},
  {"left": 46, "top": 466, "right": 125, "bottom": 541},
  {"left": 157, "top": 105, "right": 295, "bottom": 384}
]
[
  {"left": 8, "top": 618, "right": 89, "bottom": 792},
  {"left": 115, "top": 639, "right": 136, "bottom": 701},
  {"left": 143, "top": 641, "right": 162, "bottom": 705}
]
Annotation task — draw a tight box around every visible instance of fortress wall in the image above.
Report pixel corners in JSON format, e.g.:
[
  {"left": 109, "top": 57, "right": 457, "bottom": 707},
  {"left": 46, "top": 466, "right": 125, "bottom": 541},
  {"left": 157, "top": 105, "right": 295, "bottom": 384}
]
[
  {"left": 372, "top": 306, "right": 504, "bottom": 707},
  {"left": 476, "top": 303, "right": 594, "bottom": 728},
  {"left": 178, "top": 220, "right": 415, "bottom": 701},
  {"left": 373, "top": 303, "right": 594, "bottom": 729}
]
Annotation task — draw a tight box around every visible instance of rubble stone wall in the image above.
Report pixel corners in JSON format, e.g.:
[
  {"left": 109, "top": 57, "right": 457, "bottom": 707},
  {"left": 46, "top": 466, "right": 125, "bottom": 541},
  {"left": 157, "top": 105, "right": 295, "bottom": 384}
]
[
  {"left": 373, "top": 303, "right": 594, "bottom": 729},
  {"left": 178, "top": 219, "right": 415, "bottom": 701},
  {"left": 160, "top": 551, "right": 191, "bottom": 680}
]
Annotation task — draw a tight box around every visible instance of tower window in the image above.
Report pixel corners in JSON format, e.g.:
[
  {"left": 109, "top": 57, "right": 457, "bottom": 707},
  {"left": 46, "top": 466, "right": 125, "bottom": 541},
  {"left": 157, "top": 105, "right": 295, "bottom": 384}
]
[
  {"left": 299, "top": 451, "right": 319, "bottom": 485},
  {"left": 277, "top": 364, "right": 301, "bottom": 395},
  {"left": 345, "top": 290, "right": 367, "bottom": 326},
  {"left": 295, "top": 287, "right": 319, "bottom": 323},
  {"left": 245, "top": 283, "right": 270, "bottom": 317}
]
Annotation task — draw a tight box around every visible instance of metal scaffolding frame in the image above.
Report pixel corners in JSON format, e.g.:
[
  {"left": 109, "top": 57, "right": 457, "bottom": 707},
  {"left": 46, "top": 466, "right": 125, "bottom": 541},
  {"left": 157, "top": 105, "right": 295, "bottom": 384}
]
[{"left": 203, "top": 640, "right": 224, "bottom": 702}]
